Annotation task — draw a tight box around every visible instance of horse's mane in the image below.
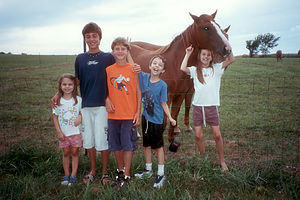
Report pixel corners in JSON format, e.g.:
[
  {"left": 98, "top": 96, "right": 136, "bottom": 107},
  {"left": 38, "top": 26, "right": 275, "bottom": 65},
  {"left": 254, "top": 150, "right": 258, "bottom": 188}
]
[
  {"left": 152, "top": 44, "right": 171, "bottom": 55},
  {"left": 151, "top": 33, "right": 185, "bottom": 55}
]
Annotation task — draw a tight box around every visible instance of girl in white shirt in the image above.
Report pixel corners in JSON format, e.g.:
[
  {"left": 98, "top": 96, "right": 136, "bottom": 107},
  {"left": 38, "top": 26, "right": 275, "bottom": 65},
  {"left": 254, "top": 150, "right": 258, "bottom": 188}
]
[
  {"left": 53, "top": 73, "right": 82, "bottom": 185},
  {"left": 180, "top": 45, "right": 234, "bottom": 172}
]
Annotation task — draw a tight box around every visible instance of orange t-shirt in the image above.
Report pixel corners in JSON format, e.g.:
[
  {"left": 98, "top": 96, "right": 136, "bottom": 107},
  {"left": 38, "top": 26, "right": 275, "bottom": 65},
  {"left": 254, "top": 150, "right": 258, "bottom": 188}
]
[{"left": 106, "top": 63, "right": 137, "bottom": 119}]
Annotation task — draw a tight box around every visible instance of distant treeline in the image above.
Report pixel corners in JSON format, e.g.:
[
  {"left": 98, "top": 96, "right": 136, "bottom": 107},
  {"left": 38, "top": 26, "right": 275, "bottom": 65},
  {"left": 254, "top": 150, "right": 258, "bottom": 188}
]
[{"left": 237, "top": 53, "right": 300, "bottom": 58}]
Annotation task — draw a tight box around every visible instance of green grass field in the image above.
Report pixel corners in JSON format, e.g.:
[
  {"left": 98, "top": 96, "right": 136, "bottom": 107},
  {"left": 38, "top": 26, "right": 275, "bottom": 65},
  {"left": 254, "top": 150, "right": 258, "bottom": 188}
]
[{"left": 0, "top": 55, "right": 299, "bottom": 199}]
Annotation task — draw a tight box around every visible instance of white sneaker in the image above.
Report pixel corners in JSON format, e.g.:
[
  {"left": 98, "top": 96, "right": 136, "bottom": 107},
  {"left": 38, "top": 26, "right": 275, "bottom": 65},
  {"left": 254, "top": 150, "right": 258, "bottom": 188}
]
[
  {"left": 61, "top": 175, "right": 69, "bottom": 185},
  {"left": 134, "top": 169, "right": 153, "bottom": 178},
  {"left": 153, "top": 175, "right": 166, "bottom": 188}
]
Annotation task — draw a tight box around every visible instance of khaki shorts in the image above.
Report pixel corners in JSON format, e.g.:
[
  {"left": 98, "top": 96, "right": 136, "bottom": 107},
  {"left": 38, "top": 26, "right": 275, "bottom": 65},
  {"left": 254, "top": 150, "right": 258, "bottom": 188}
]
[
  {"left": 81, "top": 106, "right": 108, "bottom": 151},
  {"left": 192, "top": 105, "right": 220, "bottom": 127}
]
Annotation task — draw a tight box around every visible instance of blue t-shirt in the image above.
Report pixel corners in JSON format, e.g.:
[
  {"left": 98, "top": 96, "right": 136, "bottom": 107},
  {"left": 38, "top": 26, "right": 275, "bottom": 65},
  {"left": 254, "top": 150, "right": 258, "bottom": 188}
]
[
  {"left": 139, "top": 72, "right": 168, "bottom": 124},
  {"left": 75, "top": 51, "right": 115, "bottom": 108}
]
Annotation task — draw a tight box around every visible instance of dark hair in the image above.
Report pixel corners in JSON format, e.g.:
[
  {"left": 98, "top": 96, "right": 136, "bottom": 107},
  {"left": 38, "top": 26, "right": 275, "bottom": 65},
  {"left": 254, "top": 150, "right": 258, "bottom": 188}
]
[
  {"left": 57, "top": 73, "right": 78, "bottom": 106},
  {"left": 196, "top": 49, "right": 214, "bottom": 84},
  {"left": 82, "top": 22, "right": 102, "bottom": 40},
  {"left": 149, "top": 55, "right": 167, "bottom": 69},
  {"left": 111, "top": 37, "right": 130, "bottom": 50}
]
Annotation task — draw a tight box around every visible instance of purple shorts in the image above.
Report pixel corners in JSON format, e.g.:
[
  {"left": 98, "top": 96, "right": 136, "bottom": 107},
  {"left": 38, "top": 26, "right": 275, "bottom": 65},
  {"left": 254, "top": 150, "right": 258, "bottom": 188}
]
[
  {"left": 59, "top": 134, "right": 82, "bottom": 149},
  {"left": 108, "top": 119, "right": 137, "bottom": 151},
  {"left": 192, "top": 105, "right": 220, "bottom": 126}
]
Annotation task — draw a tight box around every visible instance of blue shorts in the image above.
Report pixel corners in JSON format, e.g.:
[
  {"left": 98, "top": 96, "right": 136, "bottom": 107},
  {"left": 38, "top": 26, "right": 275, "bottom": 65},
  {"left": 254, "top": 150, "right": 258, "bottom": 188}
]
[{"left": 108, "top": 119, "right": 137, "bottom": 151}]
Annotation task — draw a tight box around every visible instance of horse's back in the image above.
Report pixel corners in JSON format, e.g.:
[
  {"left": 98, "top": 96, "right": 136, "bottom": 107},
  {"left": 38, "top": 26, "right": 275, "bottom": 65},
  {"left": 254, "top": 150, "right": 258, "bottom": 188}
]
[{"left": 132, "top": 41, "right": 162, "bottom": 51}]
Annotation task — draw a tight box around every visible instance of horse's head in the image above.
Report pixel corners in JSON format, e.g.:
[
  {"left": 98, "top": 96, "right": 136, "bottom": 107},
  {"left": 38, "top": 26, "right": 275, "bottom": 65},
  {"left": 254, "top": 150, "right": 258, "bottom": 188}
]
[{"left": 187, "top": 10, "right": 231, "bottom": 62}]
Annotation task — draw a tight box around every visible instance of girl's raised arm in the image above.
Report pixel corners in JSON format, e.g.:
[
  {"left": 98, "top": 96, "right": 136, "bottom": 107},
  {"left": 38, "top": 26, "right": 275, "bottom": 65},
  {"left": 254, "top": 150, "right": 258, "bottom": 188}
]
[
  {"left": 180, "top": 45, "right": 193, "bottom": 75},
  {"left": 222, "top": 52, "right": 235, "bottom": 69}
]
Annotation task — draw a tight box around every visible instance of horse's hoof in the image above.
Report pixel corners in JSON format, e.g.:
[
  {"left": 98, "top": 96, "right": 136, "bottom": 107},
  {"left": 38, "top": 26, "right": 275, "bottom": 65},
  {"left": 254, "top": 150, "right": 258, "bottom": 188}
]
[
  {"left": 174, "top": 131, "right": 181, "bottom": 136},
  {"left": 185, "top": 128, "right": 194, "bottom": 133}
]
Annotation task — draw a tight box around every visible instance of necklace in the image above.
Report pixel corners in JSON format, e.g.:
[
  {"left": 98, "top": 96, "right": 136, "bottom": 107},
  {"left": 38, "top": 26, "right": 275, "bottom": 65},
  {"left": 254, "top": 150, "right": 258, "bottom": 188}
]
[
  {"left": 202, "top": 68, "right": 211, "bottom": 77},
  {"left": 88, "top": 51, "right": 101, "bottom": 58}
]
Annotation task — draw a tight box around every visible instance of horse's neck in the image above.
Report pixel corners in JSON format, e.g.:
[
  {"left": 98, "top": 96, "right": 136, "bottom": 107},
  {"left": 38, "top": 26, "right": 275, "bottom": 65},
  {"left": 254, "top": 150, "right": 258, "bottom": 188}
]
[{"left": 180, "top": 24, "right": 197, "bottom": 48}]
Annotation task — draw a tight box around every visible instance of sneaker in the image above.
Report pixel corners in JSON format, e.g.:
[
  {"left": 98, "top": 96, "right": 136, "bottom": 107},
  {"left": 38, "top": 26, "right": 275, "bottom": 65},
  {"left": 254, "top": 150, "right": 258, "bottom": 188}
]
[
  {"left": 120, "top": 176, "right": 130, "bottom": 188},
  {"left": 115, "top": 170, "right": 125, "bottom": 181},
  {"left": 61, "top": 175, "right": 69, "bottom": 185},
  {"left": 68, "top": 176, "right": 77, "bottom": 186},
  {"left": 153, "top": 175, "right": 166, "bottom": 188},
  {"left": 134, "top": 169, "right": 153, "bottom": 179}
]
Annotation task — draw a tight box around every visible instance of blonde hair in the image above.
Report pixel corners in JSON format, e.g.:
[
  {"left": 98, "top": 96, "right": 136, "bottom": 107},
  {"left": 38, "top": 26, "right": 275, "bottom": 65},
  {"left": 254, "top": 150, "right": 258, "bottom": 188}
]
[
  {"left": 57, "top": 73, "right": 78, "bottom": 106},
  {"left": 111, "top": 37, "right": 130, "bottom": 50}
]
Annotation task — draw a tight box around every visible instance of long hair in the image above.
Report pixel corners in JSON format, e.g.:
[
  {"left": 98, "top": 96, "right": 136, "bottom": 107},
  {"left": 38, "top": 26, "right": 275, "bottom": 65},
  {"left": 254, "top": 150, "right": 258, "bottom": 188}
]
[
  {"left": 196, "top": 49, "right": 214, "bottom": 84},
  {"left": 57, "top": 73, "right": 78, "bottom": 106}
]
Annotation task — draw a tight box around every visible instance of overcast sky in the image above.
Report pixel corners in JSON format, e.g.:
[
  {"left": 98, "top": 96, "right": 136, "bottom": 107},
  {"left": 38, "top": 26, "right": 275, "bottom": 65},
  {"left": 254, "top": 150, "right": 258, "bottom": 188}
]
[{"left": 0, "top": 0, "right": 299, "bottom": 56}]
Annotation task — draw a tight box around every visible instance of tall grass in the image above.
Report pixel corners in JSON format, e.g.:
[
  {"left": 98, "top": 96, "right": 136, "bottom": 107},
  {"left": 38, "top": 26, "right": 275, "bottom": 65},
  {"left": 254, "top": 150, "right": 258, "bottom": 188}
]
[{"left": 0, "top": 56, "right": 299, "bottom": 199}]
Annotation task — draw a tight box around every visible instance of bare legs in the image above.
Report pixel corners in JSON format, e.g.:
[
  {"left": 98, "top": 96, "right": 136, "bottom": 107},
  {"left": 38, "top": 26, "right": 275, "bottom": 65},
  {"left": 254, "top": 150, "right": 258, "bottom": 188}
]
[
  {"left": 62, "top": 147, "right": 80, "bottom": 177},
  {"left": 194, "top": 125, "right": 228, "bottom": 172},
  {"left": 113, "top": 150, "right": 132, "bottom": 177},
  {"left": 144, "top": 146, "right": 164, "bottom": 165},
  {"left": 87, "top": 147, "right": 110, "bottom": 176}
]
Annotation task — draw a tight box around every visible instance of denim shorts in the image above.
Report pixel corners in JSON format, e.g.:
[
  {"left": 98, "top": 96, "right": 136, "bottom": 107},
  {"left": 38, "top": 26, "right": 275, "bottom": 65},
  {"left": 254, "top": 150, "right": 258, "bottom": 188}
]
[{"left": 107, "top": 119, "right": 137, "bottom": 151}]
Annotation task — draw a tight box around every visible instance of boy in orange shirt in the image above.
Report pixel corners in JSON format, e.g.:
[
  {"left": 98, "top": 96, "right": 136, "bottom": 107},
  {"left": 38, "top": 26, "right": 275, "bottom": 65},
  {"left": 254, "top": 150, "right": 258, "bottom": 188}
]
[{"left": 105, "top": 37, "right": 141, "bottom": 187}]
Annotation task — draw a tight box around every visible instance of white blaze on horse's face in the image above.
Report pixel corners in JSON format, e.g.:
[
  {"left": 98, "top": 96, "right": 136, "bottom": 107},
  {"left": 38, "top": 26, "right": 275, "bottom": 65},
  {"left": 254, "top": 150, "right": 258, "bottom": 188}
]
[{"left": 211, "top": 21, "right": 230, "bottom": 56}]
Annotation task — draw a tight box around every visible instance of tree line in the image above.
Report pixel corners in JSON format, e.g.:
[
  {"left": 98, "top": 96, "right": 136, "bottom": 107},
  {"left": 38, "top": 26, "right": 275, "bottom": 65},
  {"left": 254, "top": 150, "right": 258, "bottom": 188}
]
[{"left": 246, "top": 33, "right": 280, "bottom": 57}]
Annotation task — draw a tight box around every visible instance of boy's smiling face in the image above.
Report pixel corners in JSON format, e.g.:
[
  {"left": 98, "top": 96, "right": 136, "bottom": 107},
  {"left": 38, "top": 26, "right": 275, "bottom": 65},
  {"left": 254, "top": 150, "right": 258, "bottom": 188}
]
[
  {"left": 112, "top": 44, "right": 128, "bottom": 62},
  {"left": 84, "top": 32, "right": 100, "bottom": 52},
  {"left": 149, "top": 57, "right": 165, "bottom": 76}
]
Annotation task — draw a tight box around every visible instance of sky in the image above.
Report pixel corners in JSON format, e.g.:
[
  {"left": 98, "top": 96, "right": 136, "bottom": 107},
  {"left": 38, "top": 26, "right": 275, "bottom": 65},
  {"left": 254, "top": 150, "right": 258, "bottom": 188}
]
[{"left": 0, "top": 0, "right": 299, "bottom": 56}]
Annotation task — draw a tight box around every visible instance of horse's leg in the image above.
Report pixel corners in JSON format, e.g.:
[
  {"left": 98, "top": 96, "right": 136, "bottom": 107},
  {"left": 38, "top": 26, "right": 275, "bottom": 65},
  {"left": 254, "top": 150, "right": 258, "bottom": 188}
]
[
  {"left": 168, "top": 94, "right": 185, "bottom": 143},
  {"left": 184, "top": 86, "right": 194, "bottom": 132}
]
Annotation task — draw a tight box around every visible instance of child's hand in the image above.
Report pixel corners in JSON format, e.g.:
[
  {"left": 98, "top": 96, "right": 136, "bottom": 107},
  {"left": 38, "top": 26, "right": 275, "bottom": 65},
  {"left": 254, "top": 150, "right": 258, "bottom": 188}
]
[
  {"left": 105, "top": 98, "right": 115, "bottom": 113},
  {"left": 74, "top": 114, "right": 82, "bottom": 126},
  {"left": 58, "top": 132, "right": 65, "bottom": 141},
  {"left": 132, "top": 63, "right": 141, "bottom": 74},
  {"left": 169, "top": 118, "right": 177, "bottom": 126},
  {"left": 50, "top": 93, "right": 59, "bottom": 108},
  {"left": 186, "top": 45, "right": 194, "bottom": 56},
  {"left": 133, "top": 113, "right": 140, "bottom": 126}
]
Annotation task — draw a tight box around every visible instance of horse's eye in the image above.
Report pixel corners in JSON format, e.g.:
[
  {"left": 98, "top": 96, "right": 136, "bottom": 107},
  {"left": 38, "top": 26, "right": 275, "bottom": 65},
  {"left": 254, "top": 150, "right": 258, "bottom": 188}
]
[{"left": 204, "top": 27, "right": 209, "bottom": 31}]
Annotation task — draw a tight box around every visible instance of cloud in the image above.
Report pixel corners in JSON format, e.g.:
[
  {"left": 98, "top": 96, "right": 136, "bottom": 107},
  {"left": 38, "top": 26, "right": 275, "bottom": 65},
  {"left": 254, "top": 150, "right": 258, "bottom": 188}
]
[{"left": 290, "top": 25, "right": 300, "bottom": 32}]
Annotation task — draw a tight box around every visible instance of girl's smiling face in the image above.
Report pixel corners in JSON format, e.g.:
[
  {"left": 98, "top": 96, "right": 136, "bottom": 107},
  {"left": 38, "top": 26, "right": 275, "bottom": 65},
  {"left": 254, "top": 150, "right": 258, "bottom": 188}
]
[
  {"left": 199, "top": 49, "right": 212, "bottom": 67},
  {"left": 60, "top": 77, "right": 74, "bottom": 96}
]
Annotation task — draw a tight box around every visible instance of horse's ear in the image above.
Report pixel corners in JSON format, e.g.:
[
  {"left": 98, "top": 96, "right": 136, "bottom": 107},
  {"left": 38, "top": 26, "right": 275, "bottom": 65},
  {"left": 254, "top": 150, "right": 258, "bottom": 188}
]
[
  {"left": 224, "top": 25, "right": 231, "bottom": 33},
  {"left": 189, "top": 12, "right": 199, "bottom": 23},
  {"left": 211, "top": 10, "right": 217, "bottom": 19}
]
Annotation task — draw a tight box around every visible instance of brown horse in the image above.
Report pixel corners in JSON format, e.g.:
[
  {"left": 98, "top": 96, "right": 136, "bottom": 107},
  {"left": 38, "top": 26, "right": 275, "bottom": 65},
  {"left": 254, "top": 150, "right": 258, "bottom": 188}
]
[
  {"left": 276, "top": 50, "right": 282, "bottom": 62},
  {"left": 130, "top": 11, "right": 231, "bottom": 143}
]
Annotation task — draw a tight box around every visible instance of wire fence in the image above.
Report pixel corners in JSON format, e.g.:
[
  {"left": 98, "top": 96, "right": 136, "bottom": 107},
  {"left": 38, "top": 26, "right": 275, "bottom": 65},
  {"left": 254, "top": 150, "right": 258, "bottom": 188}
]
[{"left": 0, "top": 75, "right": 299, "bottom": 171}]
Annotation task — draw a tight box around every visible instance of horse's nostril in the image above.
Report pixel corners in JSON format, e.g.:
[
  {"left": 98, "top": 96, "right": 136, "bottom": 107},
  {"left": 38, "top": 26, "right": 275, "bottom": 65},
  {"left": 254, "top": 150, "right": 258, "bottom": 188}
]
[{"left": 223, "top": 47, "right": 231, "bottom": 57}]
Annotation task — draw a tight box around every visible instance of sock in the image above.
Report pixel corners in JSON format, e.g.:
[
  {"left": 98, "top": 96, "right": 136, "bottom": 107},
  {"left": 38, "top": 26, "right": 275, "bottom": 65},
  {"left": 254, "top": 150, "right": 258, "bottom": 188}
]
[
  {"left": 146, "top": 163, "right": 152, "bottom": 171},
  {"left": 125, "top": 175, "right": 131, "bottom": 180},
  {"left": 157, "top": 164, "right": 164, "bottom": 176}
]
